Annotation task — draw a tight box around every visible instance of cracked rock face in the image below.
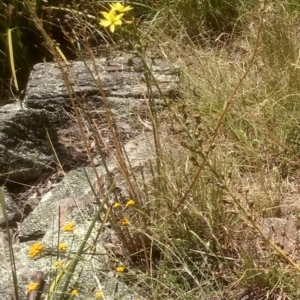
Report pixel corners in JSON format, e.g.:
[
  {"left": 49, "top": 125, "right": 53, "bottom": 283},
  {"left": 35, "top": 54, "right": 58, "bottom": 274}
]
[
  {"left": 25, "top": 57, "right": 179, "bottom": 112},
  {"left": 0, "top": 105, "right": 65, "bottom": 183},
  {"left": 1, "top": 133, "right": 155, "bottom": 300},
  {"left": 0, "top": 187, "right": 22, "bottom": 227},
  {"left": 0, "top": 57, "right": 179, "bottom": 185},
  {"left": 19, "top": 132, "right": 156, "bottom": 240}
]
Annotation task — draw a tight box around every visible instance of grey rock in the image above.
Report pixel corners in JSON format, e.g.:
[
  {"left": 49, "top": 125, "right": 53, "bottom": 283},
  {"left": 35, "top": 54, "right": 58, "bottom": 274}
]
[
  {"left": 0, "top": 56, "right": 178, "bottom": 185},
  {"left": 19, "top": 166, "right": 103, "bottom": 239},
  {"left": 0, "top": 102, "right": 23, "bottom": 112},
  {"left": 19, "top": 132, "right": 155, "bottom": 239},
  {"left": 0, "top": 107, "right": 61, "bottom": 183},
  {"left": 0, "top": 97, "right": 160, "bottom": 299},
  {"left": 0, "top": 235, "right": 145, "bottom": 300},
  {"left": 0, "top": 187, "right": 22, "bottom": 226},
  {"left": 25, "top": 57, "right": 179, "bottom": 112},
  {"left": 0, "top": 133, "right": 154, "bottom": 300}
]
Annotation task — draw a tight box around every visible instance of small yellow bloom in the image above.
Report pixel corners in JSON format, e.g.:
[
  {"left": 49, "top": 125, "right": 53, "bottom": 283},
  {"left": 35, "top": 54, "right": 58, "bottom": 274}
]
[
  {"left": 110, "top": 2, "right": 133, "bottom": 13},
  {"left": 112, "top": 202, "right": 121, "bottom": 209},
  {"left": 62, "top": 222, "right": 75, "bottom": 233},
  {"left": 28, "top": 242, "right": 45, "bottom": 258},
  {"left": 120, "top": 218, "right": 130, "bottom": 226},
  {"left": 58, "top": 243, "right": 67, "bottom": 252},
  {"left": 71, "top": 289, "right": 79, "bottom": 296},
  {"left": 54, "top": 260, "right": 63, "bottom": 269},
  {"left": 115, "top": 266, "right": 126, "bottom": 272},
  {"left": 126, "top": 199, "right": 135, "bottom": 207},
  {"left": 95, "top": 291, "right": 104, "bottom": 298},
  {"left": 27, "top": 282, "right": 39, "bottom": 293},
  {"left": 100, "top": 10, "right": 123, "bottom": 33}
]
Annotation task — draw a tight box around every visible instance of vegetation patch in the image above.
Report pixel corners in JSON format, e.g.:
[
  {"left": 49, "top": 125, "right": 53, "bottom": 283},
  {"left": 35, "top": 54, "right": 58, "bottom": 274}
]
[{"left": 2, "top": 0, "right": 300, "bottom": 299}]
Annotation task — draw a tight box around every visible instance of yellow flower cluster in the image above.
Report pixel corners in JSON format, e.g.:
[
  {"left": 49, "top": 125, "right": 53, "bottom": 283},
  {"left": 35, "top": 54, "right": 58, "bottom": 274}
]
[
  {"left": 28, "top": 241, "right": 69, "bottom": 258},
  {"left": 112, "top": 199, "right": 135, "bottom": 209},
  {"left": 27, "top": 282, "right": 39, "bottom": 293},
  {"left": 95, "top": 291, "right": 104, "bottom": 298},
  {"left": 126, "top": 199, "right": 135, "bottom": 207},
  {"left": 71, "top": 289, "right": 79, "bottom": 296},
  {"left": 112, "top": 200, "right": 136, "bottom": 226},
  {"left": 62, "top": 222, "right": 75, "bottom": 233},
  {"left": 28, "top": 242, "right": 45, "bottom": 258},
  {"left": 116, "top": 266, "right": 126, "bottom": 272},
  {"left": 120, "top": 217, "right": 130, "bottom": 226},
  {"left": 58, "top": 243, "right": 68, "bottom": 252},
  {"left": 54, "top": 260, "right": 63, "bottom": 269},
  {"left": 112, "top": 202, "right": 121, "bottom": 209},
  {"left": 28, "top": 221, "right": 76, "bottom": 258},
  {"left": 99, "top": 2, "right": 133, "bottom": 33}
]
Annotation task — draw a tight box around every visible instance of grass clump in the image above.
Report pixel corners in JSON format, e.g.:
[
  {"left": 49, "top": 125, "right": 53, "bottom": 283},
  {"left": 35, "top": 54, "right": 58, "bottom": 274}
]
[{"left": 140, "top": 0, "right": 258, "bottom": 45}]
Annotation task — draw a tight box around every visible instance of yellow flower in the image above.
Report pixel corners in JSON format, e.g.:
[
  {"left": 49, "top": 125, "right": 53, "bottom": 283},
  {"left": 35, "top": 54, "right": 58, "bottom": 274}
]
[
  {"left": 95, "top": 291, "right": 104, "bottom": 298},
  {"left": 115, "top": 266, "right": 126, "bottom": 272},
  {"left": 54, "top": 260, "right": 63, "bottom": 269},
  {"left": 100, "top": 10, "right": 123, "bottom": 33},
  {"left": 62, "top": 222, "right": 75, "bottom": 233},
  {"left": 126, "top": 199, "right": 135, "bottom": 207},
  {"left": 110, "top": 2, "right": 133, "bottom": 13},
  {"left": 112, "top": 202, "right": 121, "bottom": 209},
  {"left": 71, "top": 289, "right": 79, "bottom": 296},
  {"left": 28, "top": 242, "right": 45, "bottom": 258},
  {"left": 120, "top": 218, "right": 130, "bottom": 226},
  {"left": 58, "top": 243, "right": 67, "bottom": 252},
  {"left": 27, "top": 282, "right": 39, "bottom": 293}
]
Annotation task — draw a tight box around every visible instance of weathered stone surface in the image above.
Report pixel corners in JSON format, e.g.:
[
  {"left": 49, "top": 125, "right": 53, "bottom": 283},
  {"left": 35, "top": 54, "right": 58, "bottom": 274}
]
[
  {"left": 0, "top": 187, "right": 22, "bottom": 226},
  {"left": 0, "top": 105, "right": 63, "bottom": 183},
  {"left": 0, "top": 57, "right": 179, "bottom": 185},
  {"left": 0, "top": 235, "right": 145, "bottom": 300},
  {"left": 25, "top": 57, "right": 179, "bottom": 112},
  {"left": 0, "top": 133, "right": 155, "bottom": 299},
  {"left": 19, "top": 132, "right": 155, "bottom": 239}
]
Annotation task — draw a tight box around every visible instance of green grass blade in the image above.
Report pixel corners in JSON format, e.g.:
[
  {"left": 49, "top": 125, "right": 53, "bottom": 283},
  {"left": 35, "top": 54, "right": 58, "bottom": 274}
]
[{"left": 7, "top": 29, "right": 19, "bottom": 93}]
